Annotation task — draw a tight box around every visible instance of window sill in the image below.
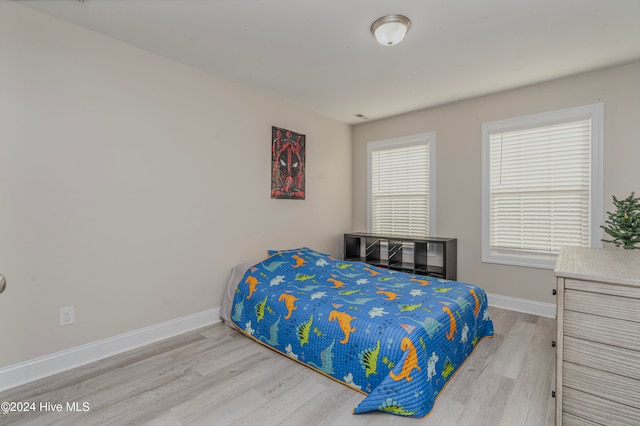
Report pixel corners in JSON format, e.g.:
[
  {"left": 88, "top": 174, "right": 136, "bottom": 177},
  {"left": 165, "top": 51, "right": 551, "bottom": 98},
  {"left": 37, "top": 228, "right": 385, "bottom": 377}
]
[{"left": 481, "top": 252, "right": 558, "bottom": 270}]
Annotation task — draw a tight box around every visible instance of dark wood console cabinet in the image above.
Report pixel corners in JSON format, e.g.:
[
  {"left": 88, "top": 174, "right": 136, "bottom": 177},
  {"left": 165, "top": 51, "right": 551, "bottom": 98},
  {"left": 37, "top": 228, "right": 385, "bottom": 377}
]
[{"left": 343, "top": 233, "right": 457, "bottom": 280}]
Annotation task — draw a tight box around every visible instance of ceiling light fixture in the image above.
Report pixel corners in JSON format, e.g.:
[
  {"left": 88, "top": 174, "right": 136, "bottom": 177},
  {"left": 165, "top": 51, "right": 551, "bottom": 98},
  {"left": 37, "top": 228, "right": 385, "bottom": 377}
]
[{"left": 370, "top": 15, "right": 411, "bottom": 47}]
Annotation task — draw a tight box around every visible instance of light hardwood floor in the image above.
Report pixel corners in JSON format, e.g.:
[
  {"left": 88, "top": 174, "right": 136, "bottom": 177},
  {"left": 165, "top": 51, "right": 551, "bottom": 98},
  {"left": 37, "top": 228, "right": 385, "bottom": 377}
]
[{"left": 0, "top": 307, "right": 555, "bottom": 426}]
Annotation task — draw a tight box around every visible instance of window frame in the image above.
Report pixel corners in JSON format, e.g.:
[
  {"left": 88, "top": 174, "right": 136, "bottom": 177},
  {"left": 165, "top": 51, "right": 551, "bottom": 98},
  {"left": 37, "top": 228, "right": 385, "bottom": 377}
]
[
  {"left": 481, "top": 103, "right": 604, "bottom": 269},
  {"left": 367, "top": 132, "right": 436, "bottom": 237}
]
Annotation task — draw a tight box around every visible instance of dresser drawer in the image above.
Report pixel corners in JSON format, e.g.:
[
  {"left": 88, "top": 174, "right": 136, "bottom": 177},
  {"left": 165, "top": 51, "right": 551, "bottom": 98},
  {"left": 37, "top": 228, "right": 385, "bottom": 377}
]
[
  {"left": 562, "top": 412, "right": 601, "bottom": 426},
  {"left": 563, "top": 387, "right": 640, "bottom": 426},
  {"left": 565, "top": 278, "right": 640, "bottom": 299},
  {"left": 564, "top": 336, "right": 640, "bottom": 381},
  {"left": 563, "top": 361, "right": 640, "bottom": 409},
  {"left": 565, "top": 288, "right": 640, "bottom": 322},
  {"left": 564, "top": 310, "right": 640, "bottom": 352}
]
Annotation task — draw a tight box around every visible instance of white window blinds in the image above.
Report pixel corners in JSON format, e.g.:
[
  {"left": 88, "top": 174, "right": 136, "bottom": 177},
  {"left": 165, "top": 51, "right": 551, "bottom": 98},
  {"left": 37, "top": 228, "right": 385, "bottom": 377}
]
[
  {"left": 371, "top": 143, "right": 429, "bottom": 237},
  {"left": 489, "top": 120, "right": 591, "bottom": 256},
  {"left": 482, "top": 103, "right": 603, "bottom": 269}
]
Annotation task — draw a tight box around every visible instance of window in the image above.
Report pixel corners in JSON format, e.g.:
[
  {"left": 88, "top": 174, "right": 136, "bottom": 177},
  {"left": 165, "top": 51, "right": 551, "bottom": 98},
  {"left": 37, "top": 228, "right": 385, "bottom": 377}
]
[
  {"left": 482, "top": 103, "right": 603, "bottom": 269},
  {"left": 367, "top": 132, "right": 435, "bottom": 237}
]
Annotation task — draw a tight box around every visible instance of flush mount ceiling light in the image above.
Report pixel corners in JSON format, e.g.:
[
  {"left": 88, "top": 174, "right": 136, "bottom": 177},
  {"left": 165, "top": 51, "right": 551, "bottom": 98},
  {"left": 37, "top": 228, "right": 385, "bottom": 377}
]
[{"left": 370, "top": 15, "right": 411, "bottom": 46}]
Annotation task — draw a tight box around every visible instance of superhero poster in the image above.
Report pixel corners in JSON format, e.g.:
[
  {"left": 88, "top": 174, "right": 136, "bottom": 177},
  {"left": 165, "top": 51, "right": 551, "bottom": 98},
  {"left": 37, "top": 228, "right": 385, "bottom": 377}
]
[{"left": 271, "top": 126, "right": 305, "bottom": 199}]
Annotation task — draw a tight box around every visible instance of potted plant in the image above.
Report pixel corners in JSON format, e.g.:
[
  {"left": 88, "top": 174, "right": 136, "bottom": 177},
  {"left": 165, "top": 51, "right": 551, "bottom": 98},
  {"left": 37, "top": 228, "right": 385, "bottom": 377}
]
[{"left": 601, "top": 192, "right": 640, "bottom": 249}]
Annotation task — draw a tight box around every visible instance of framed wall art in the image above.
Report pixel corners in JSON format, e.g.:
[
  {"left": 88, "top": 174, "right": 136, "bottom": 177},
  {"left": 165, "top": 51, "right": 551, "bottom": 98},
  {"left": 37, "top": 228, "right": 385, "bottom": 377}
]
[{"left": 271, "top": 126, "right": 305, "bottom": 199}]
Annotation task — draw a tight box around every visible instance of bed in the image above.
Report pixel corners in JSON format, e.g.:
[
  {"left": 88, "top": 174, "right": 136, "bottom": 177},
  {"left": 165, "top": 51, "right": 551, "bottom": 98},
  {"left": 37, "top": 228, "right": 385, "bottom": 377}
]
[{"left": 219, "top": 247, "right": 493, "bottom": 418}]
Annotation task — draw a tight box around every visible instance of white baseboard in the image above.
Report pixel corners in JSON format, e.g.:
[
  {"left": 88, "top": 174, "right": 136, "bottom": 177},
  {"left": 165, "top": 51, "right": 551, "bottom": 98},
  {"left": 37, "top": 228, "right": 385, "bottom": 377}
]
[
  {"left": 487, "top": 292, "right": 556, "bottom": 319},
  {"left": 0, "top": 307, "right": 221, "bottom": 392}
]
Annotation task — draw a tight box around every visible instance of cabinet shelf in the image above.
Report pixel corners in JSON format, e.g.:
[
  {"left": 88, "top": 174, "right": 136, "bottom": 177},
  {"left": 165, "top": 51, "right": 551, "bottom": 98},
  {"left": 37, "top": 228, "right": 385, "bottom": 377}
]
[{"left": 343, "top": 233, "right": 457, "bottom": 280}]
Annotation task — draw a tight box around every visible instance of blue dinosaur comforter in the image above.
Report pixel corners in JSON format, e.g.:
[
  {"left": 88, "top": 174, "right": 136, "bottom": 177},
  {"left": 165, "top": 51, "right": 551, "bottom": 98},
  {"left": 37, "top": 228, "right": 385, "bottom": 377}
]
[{"left": 229, "top": 248, "right": 493, "bottom": 417}]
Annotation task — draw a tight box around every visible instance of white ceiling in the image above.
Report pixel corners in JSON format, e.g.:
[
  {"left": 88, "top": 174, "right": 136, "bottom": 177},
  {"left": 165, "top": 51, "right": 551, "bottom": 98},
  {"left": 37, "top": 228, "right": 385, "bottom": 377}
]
[{"left": 19, "top": 0, "right": 640, "bottom": 124}]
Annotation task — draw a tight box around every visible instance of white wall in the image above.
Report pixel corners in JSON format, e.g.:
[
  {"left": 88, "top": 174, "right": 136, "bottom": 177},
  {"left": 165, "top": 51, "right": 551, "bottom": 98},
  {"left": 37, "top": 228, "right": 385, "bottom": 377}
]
[
  {"left": 353, "top": 61, "right": 640, "bottom": 305},
  {"left": 0, "top": 1, "right": 352, "bottom": 369}
]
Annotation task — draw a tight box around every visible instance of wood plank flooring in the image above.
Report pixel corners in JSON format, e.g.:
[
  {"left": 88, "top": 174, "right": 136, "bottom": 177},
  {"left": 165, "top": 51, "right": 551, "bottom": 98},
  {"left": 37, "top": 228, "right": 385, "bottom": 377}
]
[{"left": 0, "top": 307, "right": 556, "bottom": 425}]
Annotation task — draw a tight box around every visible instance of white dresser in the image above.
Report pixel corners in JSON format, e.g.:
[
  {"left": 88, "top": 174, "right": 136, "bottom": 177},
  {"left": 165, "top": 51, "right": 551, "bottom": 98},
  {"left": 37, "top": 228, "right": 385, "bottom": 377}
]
[{"left": 555, "top": 246, "right": 640, "bottom": 426}]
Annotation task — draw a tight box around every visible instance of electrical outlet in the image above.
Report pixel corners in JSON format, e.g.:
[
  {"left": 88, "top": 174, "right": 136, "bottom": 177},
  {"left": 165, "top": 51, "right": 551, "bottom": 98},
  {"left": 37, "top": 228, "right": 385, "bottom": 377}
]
[{"left": 59, "top": 306, "right": 75, "bottom": 326}]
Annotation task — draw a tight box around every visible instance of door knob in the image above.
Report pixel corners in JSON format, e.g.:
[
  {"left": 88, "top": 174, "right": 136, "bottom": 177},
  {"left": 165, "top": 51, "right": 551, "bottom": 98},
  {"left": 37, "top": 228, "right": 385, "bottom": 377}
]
[{"left": 0, "top": 275, "right": 6, "bottom": 294}]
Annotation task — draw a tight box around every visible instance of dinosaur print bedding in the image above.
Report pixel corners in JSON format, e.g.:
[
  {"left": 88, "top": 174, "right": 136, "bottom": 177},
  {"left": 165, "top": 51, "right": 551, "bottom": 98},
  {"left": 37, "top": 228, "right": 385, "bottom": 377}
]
[{"left": 228, "top": 247, "right": 494, "bottom": 418}]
